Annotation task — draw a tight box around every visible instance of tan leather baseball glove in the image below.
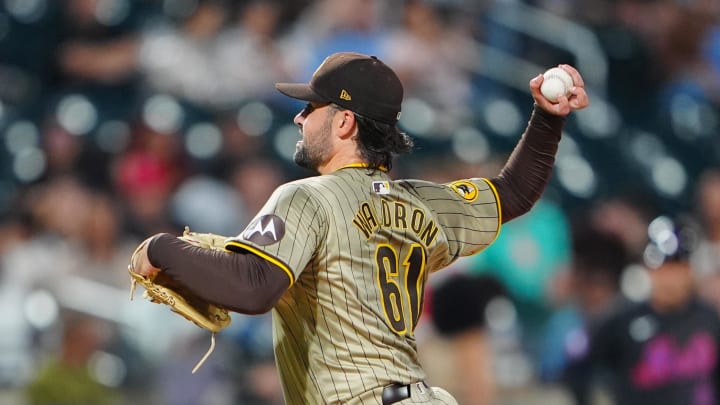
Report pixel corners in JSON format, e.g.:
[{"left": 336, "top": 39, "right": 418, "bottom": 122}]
[{"left": 128, "top": 226, "right": 232, "bottom": 373}]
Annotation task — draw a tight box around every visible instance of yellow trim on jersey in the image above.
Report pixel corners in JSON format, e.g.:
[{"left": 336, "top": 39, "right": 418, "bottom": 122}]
[
  {"left": 224, "top": 240, "right": 296, "bottom": 287},
  {"left": 339, "top": 163, "right": 388, "bottom": 172},
  {"left": 480, "top": 178, "right": 502, "bottom": 244}
]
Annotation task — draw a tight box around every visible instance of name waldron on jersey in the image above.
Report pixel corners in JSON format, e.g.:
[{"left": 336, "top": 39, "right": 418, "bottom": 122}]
[{"left": 352, "top": 199, "right": 439, "bottom": 246}]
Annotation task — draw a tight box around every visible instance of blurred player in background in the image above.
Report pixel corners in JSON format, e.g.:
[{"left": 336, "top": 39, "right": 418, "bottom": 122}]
[
  {"left": 428, "top": 273, "right": 508, "bottom": 405},
  {"left": 130, "top": 52, "right": 588, "bottom": 404},
  {"left": 542, "top": 225, "right": 630, "bottom": 403},
  {"left": 570, "top": 215, "right": 720, "bottom": 405}
]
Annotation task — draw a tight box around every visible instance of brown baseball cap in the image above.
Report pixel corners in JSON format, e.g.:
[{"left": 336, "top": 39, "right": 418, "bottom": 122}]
[{"left": 275, "top": 52, "right": 403, "bottom": 124}]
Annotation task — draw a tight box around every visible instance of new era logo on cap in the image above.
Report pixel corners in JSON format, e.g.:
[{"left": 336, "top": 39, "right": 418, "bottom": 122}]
[{"left": 275, "top": 52, "right": 403, "bottom": 124}]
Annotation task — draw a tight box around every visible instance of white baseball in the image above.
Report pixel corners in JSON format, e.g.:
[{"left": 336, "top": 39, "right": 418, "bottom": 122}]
[{"left": 540, "top": 67, "right": 574, "bottom": 103}]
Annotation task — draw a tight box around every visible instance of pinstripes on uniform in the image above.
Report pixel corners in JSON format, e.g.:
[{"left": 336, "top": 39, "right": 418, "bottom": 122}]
[{"left": 225, "top": 166, "right": 500, "bottom": 404}]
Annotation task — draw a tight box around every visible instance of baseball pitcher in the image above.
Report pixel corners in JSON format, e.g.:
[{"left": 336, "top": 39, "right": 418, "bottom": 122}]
[{"left": 129, "top": 52, "right": 589, "bottom": 404}]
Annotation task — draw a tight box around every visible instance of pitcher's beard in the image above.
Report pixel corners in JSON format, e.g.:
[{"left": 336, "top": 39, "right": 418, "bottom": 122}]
[
  {"left": 293, "top": 141, "right": 316, "bottom": 170},
  {"left": 294, "top": 113, "right": 333, "bottom": 171},
  {"left": 294, "top": 132, "right": 332, "bottom": 171}
]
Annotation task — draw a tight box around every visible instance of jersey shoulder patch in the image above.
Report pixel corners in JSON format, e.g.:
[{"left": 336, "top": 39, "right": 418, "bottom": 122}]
[
  {"left": 243, "top": 214, "right": 286, "bottom": 245},
  {"left": 449, "top": 180, "right": 479, "bottom": 202}
]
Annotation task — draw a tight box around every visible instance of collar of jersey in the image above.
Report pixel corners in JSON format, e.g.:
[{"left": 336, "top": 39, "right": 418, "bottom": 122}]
[{"left": 339, "top": 163, "right": 388, "bottom": 172}]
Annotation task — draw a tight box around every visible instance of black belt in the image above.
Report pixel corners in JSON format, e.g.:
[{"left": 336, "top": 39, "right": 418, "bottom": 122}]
[
  {"left": 382, "top": 382, "right": 428, "bottom": 405},
  {"left": 382, "top": 383, "right": 410, "bottom": 405}
]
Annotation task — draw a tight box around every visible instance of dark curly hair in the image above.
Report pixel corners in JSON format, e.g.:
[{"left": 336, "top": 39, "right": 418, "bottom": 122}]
[{"left": 347, "top": 110, "right": 413, "bottom": 172}]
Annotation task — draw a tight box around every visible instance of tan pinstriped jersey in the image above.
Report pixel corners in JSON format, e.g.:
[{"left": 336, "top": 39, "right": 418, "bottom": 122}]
[{"left": 225, "top": 165, "right": 501, "bottom": 404}]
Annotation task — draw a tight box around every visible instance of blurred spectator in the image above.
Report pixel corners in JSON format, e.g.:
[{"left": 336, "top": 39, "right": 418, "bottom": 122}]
[
  {"left": 214, "top": 1, "right": 293, "bottom": 106},
  {"left": 227, "top": 314, "right": 284, "bottom": 405},
  {"left": 113, "top": 122, "right": 187, "bottom": 237},
  {"left": 138, "top": 0, "right": 228, "bottom": 108},
  {"left": 0, "top": 1, "right": 62, "bottom": 110},
  {"left": 600, "top": 0, "right": 720, "bottom": 131},
  {"left": 569, "top": 226, "right": 629, "bottom": 319},
  {"left": 569, "top": 215, "right": 720, "bottom": 405},
  {"left": 75, "top": 191, "right": 139, "bottom": 288},
  {"left": 56, "top": 0, "right": 140, "bottom": 84},
  {"left": 215, "top": 113, "right": 266, "bottom": 163},
  {"left": 585, "top": 0, "right": 666, "bottom": 126},
  {"left": 156, "top": 332, "right": 239, "bottom": 405},
  {"left": 49, "top": 0, "right": 145, "bottom": 130},
  {"left": 691, "top": 169, "right": 720, "bottom": 314},
  {"left": 0, "top": 177, "right": 89, "bottom": 387},
  {"left": 382, "top": 1, "right": 480, "bottom": 135},
  {"left": 230, "top": 158, "right": 289, "bottom": 220},
  {"left": 705, "top": 24, "right": 720, "bottom": 83},
  {"left": 0, "top": 206, "right": 33, "bottom": 257},
  {"left": 469, "top": 197, "right": 572, "bottom": 364},
  {"left": 170, "top": 175, "right": 245, "bottom": 236},
  {"left": 24, "top": 313, "right": 120, "bottom": 405},
  {"left": 28, "top": 176, "right": 94, "bottom": 243},
  {"left": 279, "top": 0, "right": 390, "bottom": 84},
  {"left": 588, "top": 196, "right": 655, "bottom": 264},
  {"left": 427, "top": 273, "right": 507, "bottom": 405},
  {"left": 39, "top": 116, "right": 113, "bottom": 188},
  {"left": 651, "top": 0, "right": 720, "bottom": 108},
  {"left": 540, "top": 224, "right": 630, "bottom": 403},
  {"left": 42, "top": 121, "right": 84, "bottom": 177}
]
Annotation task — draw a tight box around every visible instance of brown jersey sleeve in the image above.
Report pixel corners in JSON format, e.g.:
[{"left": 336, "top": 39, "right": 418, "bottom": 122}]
[
  {"left": 490, "top": 105, "right": 566, "bottom": 223},
  {"left": 147, "top": 233, "right": 290, "bottom": 314}
]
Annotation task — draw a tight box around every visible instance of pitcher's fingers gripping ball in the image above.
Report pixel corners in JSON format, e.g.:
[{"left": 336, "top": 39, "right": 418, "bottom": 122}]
[
  {"left": 128, "top": 227, "right": 232, "bottom": 373},
  {"left": 540, "top": 66, "right": 574, "bottom": 103},
  {"left": 530, "top": 64, "right": 589, "bottom": 115}
]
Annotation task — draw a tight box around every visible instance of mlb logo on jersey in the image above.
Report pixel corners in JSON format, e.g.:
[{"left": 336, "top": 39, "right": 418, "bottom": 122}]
[{"left": 372, "top": 181, "right": 390, "bottom": 195}]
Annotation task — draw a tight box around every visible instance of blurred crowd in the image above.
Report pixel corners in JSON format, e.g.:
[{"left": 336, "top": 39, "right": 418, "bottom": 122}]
[{"left": 0, "top": 0, "right": 719, "bottom": 404}]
